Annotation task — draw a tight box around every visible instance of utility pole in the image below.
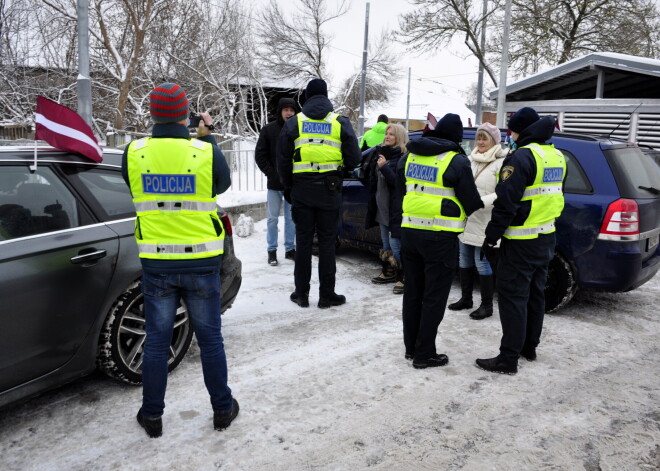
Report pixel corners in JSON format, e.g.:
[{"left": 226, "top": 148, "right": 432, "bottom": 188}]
[
  {"left": 496, "top": 0, "right": 512, "bottom": 128},
  {"left": 77, "top": 0, "right": 92, "bottom": 126},
  {"left": 475, "top": 0, "right": 488, "bottom": 125},
  {"left": 405, "top": 67, "right": 411, "bottom": 131},
  {"left": 357, "top": 2, "right": 370, "bottom": 137}
]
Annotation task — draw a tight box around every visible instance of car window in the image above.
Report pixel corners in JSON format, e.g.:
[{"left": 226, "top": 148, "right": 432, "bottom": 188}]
[
  {"left": 604, "top": 147, "right": 660, "bottom": 199},
  {"left": 0, "top": 166, "right": 78, "bottom": 240},
  {"left": 558, "top": 149, "right": 593, "bottom": 195},
  {"left": 72, "top": 168, "right": 136, "bottom": 220}
]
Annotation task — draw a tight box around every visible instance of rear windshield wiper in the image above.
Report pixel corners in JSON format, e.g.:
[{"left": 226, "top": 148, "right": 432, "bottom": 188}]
[{"left": 638, "top": 185, "right": 660, "bottom": 195}]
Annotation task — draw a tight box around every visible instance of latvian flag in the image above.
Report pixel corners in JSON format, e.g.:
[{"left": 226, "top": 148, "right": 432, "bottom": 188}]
[{"left": 35, "top": 96, "right": 103, "bottom": 162}]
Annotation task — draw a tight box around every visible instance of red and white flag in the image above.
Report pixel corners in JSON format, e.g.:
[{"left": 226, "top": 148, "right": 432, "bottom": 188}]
[
  {"left": 423, "top": 112, "right": 438, "bottom": 133},
  {"left": 35, "top": 96, "right": 103, "bottom": 162}
]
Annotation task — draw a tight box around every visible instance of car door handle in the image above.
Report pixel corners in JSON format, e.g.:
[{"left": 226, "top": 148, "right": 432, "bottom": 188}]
[{"left": 70, "top": 249, "right": 107, "bottom": 264}]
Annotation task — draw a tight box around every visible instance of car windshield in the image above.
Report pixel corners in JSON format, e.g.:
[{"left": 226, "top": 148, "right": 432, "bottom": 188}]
[{"left": 604, "top": 146, "right": 660, "bottom": 199}]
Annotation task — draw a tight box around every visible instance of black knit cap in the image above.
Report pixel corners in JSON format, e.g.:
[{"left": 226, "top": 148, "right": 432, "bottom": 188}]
[
  {"left": 425, "top": 113, "right": 463, "bottom": 143},
  {"left": 508, "top": 107, "right": 540, "bottom": 133},
  {"left": 305, "top": 78, "right": 328, "bottom": 99}
]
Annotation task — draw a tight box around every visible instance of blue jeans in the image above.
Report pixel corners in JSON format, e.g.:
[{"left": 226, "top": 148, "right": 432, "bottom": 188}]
[
  {"left": 379, "top": 223, "right": 401, "bottom": 266},
  {"left": 458, "top": 241, "right": 493, "bottom": 275},
  {"left": 140, "top": 270, "right": 233, "bottom": 418},
  {"left": 267, "top": 189, "right": 295, "bottom": 252}
]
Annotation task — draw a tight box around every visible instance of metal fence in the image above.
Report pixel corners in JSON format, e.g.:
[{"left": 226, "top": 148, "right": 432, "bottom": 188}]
[{"left": 223, "top": 147, "right": 266, "bottom": 192}]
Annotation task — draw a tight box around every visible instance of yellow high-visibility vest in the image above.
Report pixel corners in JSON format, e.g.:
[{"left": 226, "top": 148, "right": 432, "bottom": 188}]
[{"left": 127, "top": 137, "right": 224, "bottom": 259}]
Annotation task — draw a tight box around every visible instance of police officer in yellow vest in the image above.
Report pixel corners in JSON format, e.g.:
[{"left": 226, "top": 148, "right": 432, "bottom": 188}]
[
  {"left": 278, "top": 78, "right": 361, "bottom": 308},
  {"left": 399, "top": 113, "right": 484, "bottom": 369},
  {"left": 122, "top": 83, "right": 238, "bottom": 437},
  {"left": 476, "top": 107, "right": 566, "bottom": 375}
]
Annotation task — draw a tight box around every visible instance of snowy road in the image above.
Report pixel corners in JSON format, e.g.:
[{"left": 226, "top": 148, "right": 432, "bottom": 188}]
[{"left": 2, "top": 218, "right": 659, "bottom": 471}]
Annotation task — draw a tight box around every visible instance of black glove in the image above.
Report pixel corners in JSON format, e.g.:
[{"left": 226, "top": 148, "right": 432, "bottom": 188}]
[
  {"left": 480, "top": 240, "right": 496, "bottom": 261},
  {"left": 283, "top": 188, "right": 292, "bottom": 204}
]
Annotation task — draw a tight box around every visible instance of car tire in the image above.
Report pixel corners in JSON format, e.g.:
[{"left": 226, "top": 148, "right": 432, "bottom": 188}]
[
  {"left": 544, "top": 252, "right": 578, "bottom": 313},
  {"left": 97, "top": 280, "right": 194, "bottom": 384}
]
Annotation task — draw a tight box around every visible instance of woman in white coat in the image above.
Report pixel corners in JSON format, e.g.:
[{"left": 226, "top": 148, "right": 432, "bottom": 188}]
[{"left": 448, "top": 122, "right": 506, "bottom": 319}]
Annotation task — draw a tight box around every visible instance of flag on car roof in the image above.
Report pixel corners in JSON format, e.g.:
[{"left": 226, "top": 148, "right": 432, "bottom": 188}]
[{"left": 35, "top": 96, "right": 103, "bottom": 162}]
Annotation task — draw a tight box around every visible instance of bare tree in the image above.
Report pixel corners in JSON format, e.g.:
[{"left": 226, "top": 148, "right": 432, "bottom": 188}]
[
  {"left": 257, "top": 0, "right": 349, "bottom": 85},
  {"left": 335, "top": 32, "right": 401, "bottom": 127},
  {"left": 399, "top": 0, "right": 502, "bottom": 87},
  {"left": 505, "top": 0, "right": 660, "bottom": 76},
  {"left": 399, "top": 0, "right": 659, "bottom": 83}
]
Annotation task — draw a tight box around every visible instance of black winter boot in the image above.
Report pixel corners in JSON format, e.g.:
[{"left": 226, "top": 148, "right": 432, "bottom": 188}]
[
  {"left": 371, "top": 250, "right": 396, "bottom": 284},
  {"left": 470, "top": 275, "right": 494, "bottom": 320},
  {"left": 448, "top": 268, "right": 474, "bottom": 310}
]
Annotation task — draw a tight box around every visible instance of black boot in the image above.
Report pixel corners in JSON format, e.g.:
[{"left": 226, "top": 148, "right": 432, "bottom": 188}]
[
  {"left": 371, "top": 250, "right": 396, "bottom": 284},
  {"left": 470, "top": 275, "right": 494, "bottom": 320},
  {"left": 448, "top": 268, "right": 474, "bottom": 310}
]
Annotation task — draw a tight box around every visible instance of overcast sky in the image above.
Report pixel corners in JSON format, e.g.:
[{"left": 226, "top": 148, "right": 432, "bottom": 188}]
[{"left": 250, "top": 0, "right": 483, "bottom": 124}]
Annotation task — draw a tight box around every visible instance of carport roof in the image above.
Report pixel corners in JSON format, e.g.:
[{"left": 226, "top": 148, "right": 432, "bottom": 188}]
[{"left": 489, "top": 52, "right": 660, "bottom": 101}]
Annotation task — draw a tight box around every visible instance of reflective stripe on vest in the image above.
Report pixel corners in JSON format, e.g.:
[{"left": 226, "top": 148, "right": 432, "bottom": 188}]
[
  {"left": 505, "top": 221, "right": 555, "bottom": 238},
  {"left": 294, "top": 112, "right": 343, "bottom": 173},
  {"left": 138, "top": 239, "right": 224, "bottom": 255},
  {"left": 402, "top": 215, "right": 467, "bottom": 230},
  {"left": 503, "top": 143, "right": 565, "bottom": 240},
  {"left": 294, "top": 162, "right": 341, "bottom": 172},
  {"left": 405, "top": 183, "right": 456, "bottom": 198},
  {"left": 294, "top": 137, "right": 342, "bottom": 149},
  {"left": 401, "top": 150, "right": 466, "bottom": 233},
  {"left": 134, "top": 200, "right": 218, "bottom": 212}
]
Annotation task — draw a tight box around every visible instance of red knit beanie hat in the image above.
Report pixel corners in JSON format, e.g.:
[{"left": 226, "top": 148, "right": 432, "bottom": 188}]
[{"left": 150, "top": 82, "right": 189, "bottom": 123}]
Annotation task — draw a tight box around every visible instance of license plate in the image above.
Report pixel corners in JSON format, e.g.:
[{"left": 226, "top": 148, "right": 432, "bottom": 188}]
[{"left": 648, "top": 233, "right": 659, "bottom": 251}]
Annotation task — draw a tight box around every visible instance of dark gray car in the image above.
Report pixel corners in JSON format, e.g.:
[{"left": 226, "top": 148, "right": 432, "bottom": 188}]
[{"left": 0, "top": 145, "right": 241, "bottom": 408}]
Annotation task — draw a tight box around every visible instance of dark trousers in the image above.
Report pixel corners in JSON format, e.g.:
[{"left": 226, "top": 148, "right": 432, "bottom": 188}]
[
  {"left": 496, "top": 233, "right": 556, "bottom": 363},
  {"left": 401, "top": 228, "right": 458, "bottom": 361},
  {"left": 291, "top": 202, "right": 339, "bottom": 298}
]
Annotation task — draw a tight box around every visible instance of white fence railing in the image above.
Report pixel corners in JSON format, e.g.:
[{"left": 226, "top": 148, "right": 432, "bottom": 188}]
[{"left": 223, "top": 147, "right": 267, "bottom": 192}]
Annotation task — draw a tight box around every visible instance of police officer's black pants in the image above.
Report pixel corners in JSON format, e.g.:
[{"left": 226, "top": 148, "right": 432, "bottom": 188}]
[
  {"left": 401, "top": 228, "right": 458, "bottom": 361},
  {"left": 496, "top": 233, "right": 556, "bottom": 364},
  {"left": 291, "top": 202, "right": 339, "bottom": 298}
]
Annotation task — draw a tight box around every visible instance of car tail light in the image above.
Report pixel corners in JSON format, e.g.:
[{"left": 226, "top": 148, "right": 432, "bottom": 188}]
[
  {"left": 221, "top": 213, "right": 233, "bottom": 236},
  {"left": 598, "top": 198, "right": 639, "bottom": 239}
]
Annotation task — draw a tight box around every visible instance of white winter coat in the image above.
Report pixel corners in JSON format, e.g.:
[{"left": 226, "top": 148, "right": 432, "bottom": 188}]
[{"left": 458, "top": 144, "right": 506, "bottom": 247}]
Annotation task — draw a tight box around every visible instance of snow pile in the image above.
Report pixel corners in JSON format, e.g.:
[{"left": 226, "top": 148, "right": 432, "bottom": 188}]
[{"left": 234, "top": 213, "right": 254, "bottom": 238}]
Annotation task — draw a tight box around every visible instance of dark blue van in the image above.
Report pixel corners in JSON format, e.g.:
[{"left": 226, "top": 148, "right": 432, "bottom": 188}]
[{"left": 340, "top": 129, "right": 660, "bottom": 312}]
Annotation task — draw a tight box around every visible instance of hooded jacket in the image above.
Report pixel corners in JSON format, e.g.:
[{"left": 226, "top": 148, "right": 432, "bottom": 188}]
[
  {"left": 458, "top": 143, "right": 506, "bottom": 247},
  {"left": 397, "top": 136, "right": 484, "bottom": 230},
  {"left": 485, "top": 115, "right": 559, "bottom": 244},
  {"left": 277, "top": 94, "right": 361, "bottom": 208},
  {"left": 255, "top": 97, "right": 298, "bottom": 191},
  {"left": 360, "top": 121, "right": 388, "bottom": 151}
]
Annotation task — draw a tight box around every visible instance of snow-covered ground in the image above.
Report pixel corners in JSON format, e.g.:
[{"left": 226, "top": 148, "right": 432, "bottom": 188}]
[{"left": 2, "top": 217, "right": 658, "bottom": 471}]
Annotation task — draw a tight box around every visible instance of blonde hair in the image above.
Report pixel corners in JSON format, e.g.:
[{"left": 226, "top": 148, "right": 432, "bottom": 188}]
[{"left": 386, "top": 123, "right": 409, "bottom": 153}]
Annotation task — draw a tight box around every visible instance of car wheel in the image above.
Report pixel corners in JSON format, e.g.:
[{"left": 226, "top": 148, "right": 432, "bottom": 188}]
[
  {"left": 97, "top": 280, "right": 194, "bottom": 384},
  {"left": 544, "top": 252, "right": 578, "bottom": 313}
]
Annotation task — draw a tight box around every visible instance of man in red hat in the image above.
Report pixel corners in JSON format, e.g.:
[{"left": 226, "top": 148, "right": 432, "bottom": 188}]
[{"left": 122, "top": 82, "right": 238, "bottom": 437}]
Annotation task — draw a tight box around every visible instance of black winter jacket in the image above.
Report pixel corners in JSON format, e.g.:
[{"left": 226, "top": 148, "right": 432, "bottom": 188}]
[
  {"left": 485, "top": 115, "right": 558, "bottom": 244},
  {"left": 397, "top": 136, "right": 484, "bottom": 228},
  {"left": 364, "top": 145, "right": 405, "bottom": 238},
  {"left": 255, "top": 98, "right": 298, "bottom": 191},
  {"left": 277, "top": 95, "right": 361, "bottom": 209}
]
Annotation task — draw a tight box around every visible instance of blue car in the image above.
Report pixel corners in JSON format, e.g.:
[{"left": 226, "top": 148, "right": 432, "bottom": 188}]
[{"left": 340, "top": 129, "right": 660, "bottom": 312}]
